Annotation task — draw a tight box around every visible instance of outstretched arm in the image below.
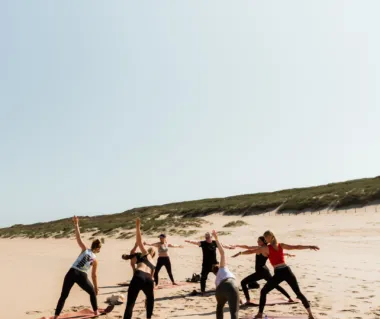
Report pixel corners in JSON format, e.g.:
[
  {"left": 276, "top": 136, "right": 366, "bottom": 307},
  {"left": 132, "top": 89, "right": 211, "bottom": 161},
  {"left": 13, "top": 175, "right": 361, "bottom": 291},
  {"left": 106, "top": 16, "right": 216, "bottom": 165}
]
[
  {"left": 232, "top": 244, "right": 260, "bottom": 250},
  {"left": 212, "top": 230, "right": 226, "bottom": 267},
  {"left": 185, "top": 239, "right": 201, "bottom": 246},
  {"left": 232, "top": 247, "right": 266, "bottom": 258},
  {"left": 143, "top": 241, "right": 160, "bottom": 248},
  {"left": 221, "top": 243, "right": 235, "bottom": 250},
  {"left": 281, "top": 243, "right": 319, "bottom": 251},
  {"left": 168, "top": 243, "right": 184, "bottom": 248},
  {"left": 136, "top": 218, "right": 148, "bottom": 255},
  {"left": 73, "top": 216, "right": 87, "bottom": 251}
]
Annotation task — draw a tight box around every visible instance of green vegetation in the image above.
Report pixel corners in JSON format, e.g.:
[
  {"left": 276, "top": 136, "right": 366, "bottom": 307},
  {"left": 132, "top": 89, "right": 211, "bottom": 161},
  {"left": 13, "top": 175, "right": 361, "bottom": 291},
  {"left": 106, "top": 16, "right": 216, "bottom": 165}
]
[
  {"left": 1, "top": 176, "right": 380, "bottom": 239},
  {"left": 223, "top": 220, "right": 248, "bottom": 228}
]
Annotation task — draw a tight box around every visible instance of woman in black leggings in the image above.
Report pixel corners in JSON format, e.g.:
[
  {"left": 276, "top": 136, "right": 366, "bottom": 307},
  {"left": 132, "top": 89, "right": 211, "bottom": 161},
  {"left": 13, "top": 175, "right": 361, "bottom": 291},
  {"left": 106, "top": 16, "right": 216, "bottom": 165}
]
[
  {"left": 122, "top": 218, "right": 156, "bottom": 319},
  {"left": 232, "top": 236, "right": 294, "bottom": 305},
  {"left": 144, "top": 234, "right": 183, "bottom": 287},
  {"left": 54, "top": 216, "right": 102, "bottom": 319},
  {"left": 236, "top": 230, "right": 319, "bottom": 319}
]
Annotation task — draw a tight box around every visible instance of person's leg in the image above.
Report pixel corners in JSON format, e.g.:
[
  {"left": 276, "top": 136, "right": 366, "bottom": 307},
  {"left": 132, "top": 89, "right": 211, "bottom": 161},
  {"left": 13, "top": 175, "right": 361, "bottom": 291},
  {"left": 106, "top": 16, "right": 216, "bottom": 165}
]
[
  {"left": 76, "top": 271, "right": 98, "bottom": 312},
  {"left": 226, "top": 279, "right": 240, "bottom": 319},
  {"left": 142, "top": 273, "right": 155, "bottom": 319},
  {"left": 282, "top": 267, "right": 314, "bottom": 318},
  {"left": 241, "top": 272, "right": 262, "bottom": 302},
  {"left": 200, "top": 264, "right": 211, "bottom": 293},
  {"left": 215, "top": 283, "right": 228, "bottom": 319},
  {"left": 123, "top": 272, "right": 143, "bottom": 319},
  {"left": 164, "top": 257, "right": 175, "bottom": 284},
  {"left": 256, "top": 270, "right": 284, "bottom": 317},
  {"left": 261, "top": 267, "right": 293, "bottom": 301},
  {"left": 54, "top": 269, "right": 76, "bottom": 317},
  {"left": 154, "top": 257, "right": 164, "bottom": 286}
]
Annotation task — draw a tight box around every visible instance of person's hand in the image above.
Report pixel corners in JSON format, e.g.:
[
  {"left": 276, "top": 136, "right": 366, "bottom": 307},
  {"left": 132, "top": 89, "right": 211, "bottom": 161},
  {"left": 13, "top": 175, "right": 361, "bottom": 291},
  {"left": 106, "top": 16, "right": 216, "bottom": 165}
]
[
  {"left": 73, "top": 216, "right": 79, "bottom": 225},
  {"left": 143, "top": 241, "right": 147, "bottom": 245},
  {"left": 211, "top": 230, "right": 218, "bottom": 239},
  {"left": 309, "top": 245, "right": 319, "bottom": 251},
  {"left": 95, "top": 287, "right": 99, "bottom": 295},
  {"left": 136, "top": 218, "right": 141, "bottom": 226},
  {"left": 185, "top": 240, "right": 190, "bottom": 243}
]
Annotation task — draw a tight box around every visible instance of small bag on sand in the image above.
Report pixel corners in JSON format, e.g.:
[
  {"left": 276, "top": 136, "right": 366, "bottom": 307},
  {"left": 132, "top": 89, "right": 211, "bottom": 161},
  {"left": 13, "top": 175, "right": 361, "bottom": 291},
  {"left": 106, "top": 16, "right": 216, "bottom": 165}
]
[
  {"left": 186, "top": 273, "right": 201, "bottom": 283},
  {"left": 106, "top": 293, "right": 126, "bottom": 305}
]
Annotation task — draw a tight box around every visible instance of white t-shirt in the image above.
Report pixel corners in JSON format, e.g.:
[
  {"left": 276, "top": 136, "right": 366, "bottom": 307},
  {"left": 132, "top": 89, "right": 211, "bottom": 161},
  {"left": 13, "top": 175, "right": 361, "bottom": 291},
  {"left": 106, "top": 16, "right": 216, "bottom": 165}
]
[
  {"left": 215, "top": 266, "right": 235, "bottom": 287},
  {"left": 72, "top": 249, "right": 96, "bottom": 273}
]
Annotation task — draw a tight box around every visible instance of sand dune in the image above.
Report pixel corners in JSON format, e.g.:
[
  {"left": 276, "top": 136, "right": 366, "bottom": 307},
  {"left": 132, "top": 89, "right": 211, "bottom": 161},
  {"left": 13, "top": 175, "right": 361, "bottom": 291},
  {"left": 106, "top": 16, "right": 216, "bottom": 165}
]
[{"left": 1, "top": 207, "right": 380, "bottom": 319}]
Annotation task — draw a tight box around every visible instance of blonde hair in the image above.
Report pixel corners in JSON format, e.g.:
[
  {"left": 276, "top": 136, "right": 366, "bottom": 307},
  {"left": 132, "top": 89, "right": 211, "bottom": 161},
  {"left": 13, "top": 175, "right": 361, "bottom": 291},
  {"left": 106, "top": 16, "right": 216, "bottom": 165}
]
[
  {"left": 147, "top": 247, "right": 156, "bottom": 259},
  {"left": 263, "top": 230, "right": 278, "bottom": 246}
]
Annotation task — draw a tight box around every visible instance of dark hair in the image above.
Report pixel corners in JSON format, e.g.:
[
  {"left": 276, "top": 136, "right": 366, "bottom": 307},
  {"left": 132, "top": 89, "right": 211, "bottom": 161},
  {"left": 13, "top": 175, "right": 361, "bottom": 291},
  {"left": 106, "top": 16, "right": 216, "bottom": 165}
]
[
  {"left": 258, "top": 236, "right": 267, "bottom": 245},
  {"left": 91, "top": 239, "right": 102, "bottom": 250},
  {"left": 211, "top": 264, "right": 220, "bottom": 274}
]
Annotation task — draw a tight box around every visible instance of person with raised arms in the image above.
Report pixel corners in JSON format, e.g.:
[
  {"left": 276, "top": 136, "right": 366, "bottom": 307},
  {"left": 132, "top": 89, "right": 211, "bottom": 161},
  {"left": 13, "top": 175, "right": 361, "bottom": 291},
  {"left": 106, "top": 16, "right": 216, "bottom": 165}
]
[
  {"left": 53, "top": 216, "right": 101, "bottom": 319},
  {"left": 211, "top": 230, "right": 240, "bottom": 319}
]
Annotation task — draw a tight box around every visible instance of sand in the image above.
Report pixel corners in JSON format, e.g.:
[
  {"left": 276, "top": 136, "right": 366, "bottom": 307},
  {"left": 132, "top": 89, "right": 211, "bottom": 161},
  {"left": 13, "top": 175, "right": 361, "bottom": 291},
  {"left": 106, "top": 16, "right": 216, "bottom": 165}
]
[{"left": 1, "top": 206, "right": 380, "bottom": 319}]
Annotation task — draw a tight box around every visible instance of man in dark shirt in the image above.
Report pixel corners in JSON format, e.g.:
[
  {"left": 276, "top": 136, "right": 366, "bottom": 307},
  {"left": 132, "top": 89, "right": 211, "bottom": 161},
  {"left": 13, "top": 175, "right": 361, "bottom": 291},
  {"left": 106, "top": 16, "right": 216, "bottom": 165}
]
[{"left": 186, "top": 232, "right": 234, "bottom": 295}]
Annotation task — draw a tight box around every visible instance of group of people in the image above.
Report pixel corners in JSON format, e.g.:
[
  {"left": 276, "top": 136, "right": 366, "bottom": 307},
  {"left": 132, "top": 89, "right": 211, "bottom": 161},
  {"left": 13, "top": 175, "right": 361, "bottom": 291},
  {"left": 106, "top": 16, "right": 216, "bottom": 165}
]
[{"left": 53, "top": 216, "right": 319, "bottom": 319}]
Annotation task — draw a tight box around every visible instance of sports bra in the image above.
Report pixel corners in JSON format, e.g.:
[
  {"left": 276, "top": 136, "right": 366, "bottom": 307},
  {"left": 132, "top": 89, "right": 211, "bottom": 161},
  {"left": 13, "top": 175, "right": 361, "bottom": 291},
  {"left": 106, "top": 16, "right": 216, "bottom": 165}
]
[
  {"left": 72, "top": 249, "right": 96, "bottom": 273},
  {"left": 130, "top": 252, "right": 156, "bottom": 271},
  {"left": 158, "top": 244, "right": 168, "bottom": 254},
  {"left": 268, "top": 244, "right": 285, "bottom": 266}
]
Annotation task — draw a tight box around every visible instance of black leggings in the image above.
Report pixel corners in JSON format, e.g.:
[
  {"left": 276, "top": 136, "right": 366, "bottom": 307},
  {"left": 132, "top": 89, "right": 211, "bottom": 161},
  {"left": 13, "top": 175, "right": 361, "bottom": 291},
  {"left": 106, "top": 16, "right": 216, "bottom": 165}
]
[
  {"left": 55, "top": 268, "right": 97, "bottom": 316},
  {"left": 201, "top": 263, "right": 215, "bottom": 293},
  {"left": 259, "top": 266, "right": 309, "bottom": 313},
  {"left": 154, "top": 256, "right": 175, "bottom": 285},
  {"left": 124, "top": 270, "right": 154, "bottom": 319},
  {"left": 241, "top": 266, "right": 291, "bottom": 301}
]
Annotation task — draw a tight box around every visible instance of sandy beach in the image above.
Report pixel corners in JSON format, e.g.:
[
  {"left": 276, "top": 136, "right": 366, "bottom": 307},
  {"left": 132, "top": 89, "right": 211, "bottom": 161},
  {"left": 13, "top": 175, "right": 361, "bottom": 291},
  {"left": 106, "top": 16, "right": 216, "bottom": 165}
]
[{"left": 1, "top": 207, "right": 380, "bottom": 319}]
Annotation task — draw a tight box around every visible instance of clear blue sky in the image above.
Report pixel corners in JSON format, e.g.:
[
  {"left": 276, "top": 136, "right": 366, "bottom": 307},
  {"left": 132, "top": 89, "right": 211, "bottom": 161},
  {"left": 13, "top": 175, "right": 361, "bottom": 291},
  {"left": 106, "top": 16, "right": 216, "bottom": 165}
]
[{"left": 1, "top": 1, "right": 379, "bottom": 227}]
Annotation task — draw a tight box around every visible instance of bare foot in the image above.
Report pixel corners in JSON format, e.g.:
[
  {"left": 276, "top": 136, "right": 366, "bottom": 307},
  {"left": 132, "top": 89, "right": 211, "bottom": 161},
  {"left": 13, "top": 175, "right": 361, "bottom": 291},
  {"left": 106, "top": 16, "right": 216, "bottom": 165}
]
[
  {"left": 254, "top": 313, "right": 263, "bottom": 319},
  {"left": 288, "top": 298, "right": 295, "bottom": 302},
  {"left": 94, "top": 310, "right": 99, "bottom": 316},
  {"left": 172, "top": 282, "right": 178, "bottom": 285}
]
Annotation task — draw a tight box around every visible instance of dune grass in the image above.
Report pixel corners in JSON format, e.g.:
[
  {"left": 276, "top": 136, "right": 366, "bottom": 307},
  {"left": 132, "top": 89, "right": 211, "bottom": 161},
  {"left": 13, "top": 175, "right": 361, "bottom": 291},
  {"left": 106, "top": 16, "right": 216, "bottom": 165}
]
[{"left": 1, "top": 176, "right": 380, "bottom": 239}]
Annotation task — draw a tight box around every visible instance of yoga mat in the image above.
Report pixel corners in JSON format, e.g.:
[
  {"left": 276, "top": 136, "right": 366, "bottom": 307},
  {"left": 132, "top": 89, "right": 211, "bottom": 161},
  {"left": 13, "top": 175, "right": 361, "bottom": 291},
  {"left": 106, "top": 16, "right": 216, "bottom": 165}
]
[
  {"left": 38, "top": 306, "right": 113, "bottom": 319},
  {"left": 155, "top": 281, "right": 193, "bottom": 289},
  {"left": 117, "top": 282, "right": 130, "bottom": 286},
  {"left": 242, "top": 316, "right": 307, "bottom": 319}
]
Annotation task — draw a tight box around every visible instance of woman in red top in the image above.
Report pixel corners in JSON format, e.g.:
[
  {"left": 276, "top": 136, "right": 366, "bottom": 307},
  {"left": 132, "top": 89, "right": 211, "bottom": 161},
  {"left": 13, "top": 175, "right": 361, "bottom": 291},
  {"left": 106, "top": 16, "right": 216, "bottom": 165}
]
[{"left": 238, "top": 230, "right": 319, "bottom": 319}]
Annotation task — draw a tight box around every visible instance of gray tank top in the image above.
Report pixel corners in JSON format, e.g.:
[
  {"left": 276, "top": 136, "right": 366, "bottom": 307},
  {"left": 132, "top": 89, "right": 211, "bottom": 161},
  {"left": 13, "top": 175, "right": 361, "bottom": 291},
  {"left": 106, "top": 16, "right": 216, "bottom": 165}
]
[{"left": 158, "top": 244, "right": 168, "bottom": 254}]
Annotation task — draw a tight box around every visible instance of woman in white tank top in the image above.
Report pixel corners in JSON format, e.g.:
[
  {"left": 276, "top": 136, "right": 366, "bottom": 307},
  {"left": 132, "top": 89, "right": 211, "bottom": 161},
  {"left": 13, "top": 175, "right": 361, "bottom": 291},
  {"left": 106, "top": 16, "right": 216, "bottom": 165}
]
[{"left": 53, "top": 216, "right": 103, "bottom": 319}]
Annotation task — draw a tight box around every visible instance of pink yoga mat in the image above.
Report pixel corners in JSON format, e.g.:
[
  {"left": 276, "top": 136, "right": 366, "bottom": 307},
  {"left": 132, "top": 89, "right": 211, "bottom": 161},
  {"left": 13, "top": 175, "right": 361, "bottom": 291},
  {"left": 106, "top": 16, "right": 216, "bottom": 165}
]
[
  {"left": 242, "top": 315, "right": 307, "bottom": 319},
  {"left": 155, "top": 281, "right": 194, "bottom": 289},
  {"left": 38, "top": 306, "right": 113, "bottom": 319}
]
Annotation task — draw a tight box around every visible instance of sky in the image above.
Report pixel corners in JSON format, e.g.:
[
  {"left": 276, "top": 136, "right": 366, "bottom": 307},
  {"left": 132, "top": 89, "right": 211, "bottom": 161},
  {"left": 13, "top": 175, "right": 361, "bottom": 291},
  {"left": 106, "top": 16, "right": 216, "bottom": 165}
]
[{"left": 1, "top": 1, "right": 380, "bottom": 227}]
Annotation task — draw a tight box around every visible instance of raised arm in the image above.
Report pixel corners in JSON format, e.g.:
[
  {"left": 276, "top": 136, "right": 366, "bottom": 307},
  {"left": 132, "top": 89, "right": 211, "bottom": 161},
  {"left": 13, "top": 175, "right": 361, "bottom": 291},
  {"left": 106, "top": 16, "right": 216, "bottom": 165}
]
[
  {"left": 136, "top": 218, "right": 148, "bottom": 255},
  {"left": 130, "top": 242, "right": 138, "bottom": 254},
  {"left": 185, "top": 239, "right": 201, "bottom": 246},
  {"left": 73, "top": 216, "right": 87, "bottom": 251},
  {"left": 280, "top": 243, "right": 319, "bottom": 251},
  {"left": 212, "top": 230, "right": 226, "bottom": 267}
]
